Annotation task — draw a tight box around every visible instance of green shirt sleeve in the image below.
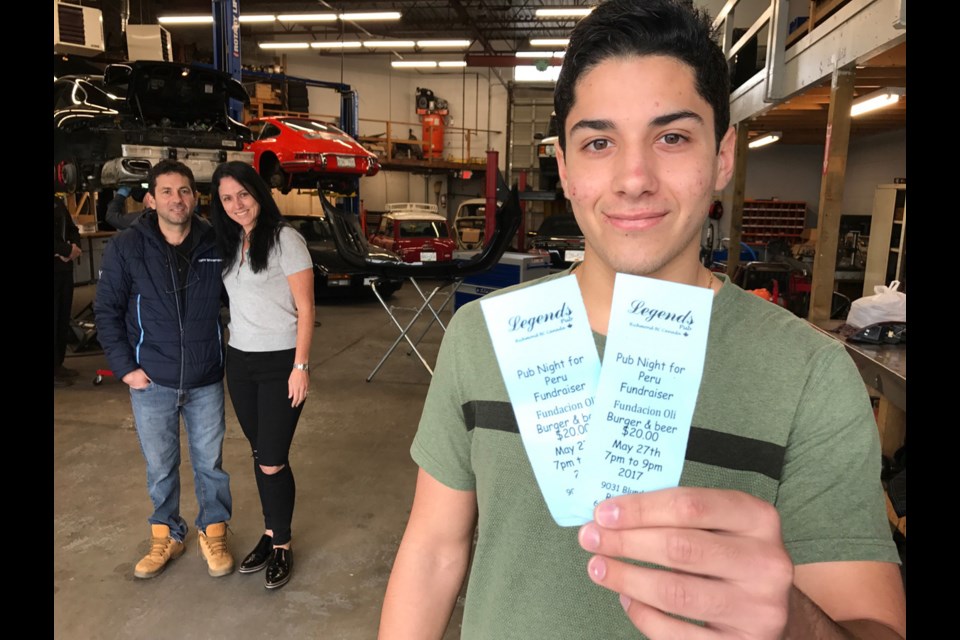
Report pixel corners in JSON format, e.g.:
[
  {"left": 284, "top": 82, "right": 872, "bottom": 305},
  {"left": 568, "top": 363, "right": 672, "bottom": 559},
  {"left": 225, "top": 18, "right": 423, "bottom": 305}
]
[
  {"left": 776, "top": 343, "right": 900, "bottom": 565},
  {"left": 411, "top": 304, "right": 478, "bottom": 491}
]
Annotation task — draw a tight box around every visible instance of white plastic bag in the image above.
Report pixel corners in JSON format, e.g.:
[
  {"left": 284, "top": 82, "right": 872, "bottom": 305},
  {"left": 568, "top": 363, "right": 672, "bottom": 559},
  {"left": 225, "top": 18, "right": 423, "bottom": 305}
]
[{"left": 846, "top": 281, "right": 906, "bottom": 328}]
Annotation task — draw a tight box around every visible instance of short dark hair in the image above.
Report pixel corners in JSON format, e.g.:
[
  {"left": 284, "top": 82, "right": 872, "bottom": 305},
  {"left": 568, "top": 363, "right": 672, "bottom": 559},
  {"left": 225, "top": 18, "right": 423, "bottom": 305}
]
[
  {"left": 209, "top": 161, "right": 288, "bottom": 273},
  {"left": 554, "top": 0, "right": 730, "bottom": 152},
  {"left": 147, "top": 159, "right": 197, "bottom": 195}
]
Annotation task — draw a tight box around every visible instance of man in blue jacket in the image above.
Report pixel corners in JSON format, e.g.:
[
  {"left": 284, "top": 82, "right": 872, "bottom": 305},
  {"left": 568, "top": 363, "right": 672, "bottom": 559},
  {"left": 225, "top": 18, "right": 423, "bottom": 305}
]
[{"left": 95, "top": 160, "right": 235, "bottom": 579}]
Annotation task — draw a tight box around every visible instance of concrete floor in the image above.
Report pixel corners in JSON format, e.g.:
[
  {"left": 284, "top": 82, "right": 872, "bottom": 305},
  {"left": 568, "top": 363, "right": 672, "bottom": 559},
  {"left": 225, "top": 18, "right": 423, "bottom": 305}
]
[{"left": 54, "top": 280, "right": 465, "bottom": 639}]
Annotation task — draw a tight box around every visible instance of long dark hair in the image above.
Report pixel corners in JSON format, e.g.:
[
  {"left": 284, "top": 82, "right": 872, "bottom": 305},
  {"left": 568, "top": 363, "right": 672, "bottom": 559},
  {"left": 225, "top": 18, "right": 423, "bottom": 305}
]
[{"left": 210, "top": 161, "right": 287, "bottom": 273}]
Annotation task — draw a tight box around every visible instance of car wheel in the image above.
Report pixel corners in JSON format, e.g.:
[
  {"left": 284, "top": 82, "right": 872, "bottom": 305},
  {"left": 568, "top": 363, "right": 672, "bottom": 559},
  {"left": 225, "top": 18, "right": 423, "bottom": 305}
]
[
  {"left": 54, "top": 159, "right": 78, "bottom": 194},
  {"left": 259, "top": 156, "right": 289, "bottom": 193}
]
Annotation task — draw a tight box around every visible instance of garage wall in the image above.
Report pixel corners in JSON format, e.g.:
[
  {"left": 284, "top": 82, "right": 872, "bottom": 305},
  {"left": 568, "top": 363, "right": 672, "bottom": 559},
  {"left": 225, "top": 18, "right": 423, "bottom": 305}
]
[
  {"left": 266, "top": 51, "right": 509, "bottom": 212},
  {"left": 717, "top": 127, "right": 906, "bottom": 239}
]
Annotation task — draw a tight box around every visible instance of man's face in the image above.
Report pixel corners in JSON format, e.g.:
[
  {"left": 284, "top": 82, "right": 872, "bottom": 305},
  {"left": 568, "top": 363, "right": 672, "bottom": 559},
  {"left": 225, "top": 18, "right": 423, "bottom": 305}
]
[
  {"left": 556, "top": 55, "right": 734, "bottom": 282},
  {"left": 151, "top": 172, "right": 196, "bottom": 229}
]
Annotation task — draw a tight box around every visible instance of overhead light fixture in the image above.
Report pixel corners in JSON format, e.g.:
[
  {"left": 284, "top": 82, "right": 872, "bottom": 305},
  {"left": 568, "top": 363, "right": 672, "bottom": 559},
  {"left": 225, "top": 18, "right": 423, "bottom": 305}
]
[
  {"left": 363, "top": 40, "right": 416, "bottom": 49},
  {"left": 417, "top": 40, "right": 473, "bottom": 49},
  {"left": 438, "top": 61, "right": 467, "bottom": 68},
  {"left": 259, "top": 42, "right": 311, "bottom": 50},
  {"left": 516, "top": 51, "right": 565, "bottom": 58},
  {"left": 311, "top": 41, "right": 362, "bottom": 49},
  {"left": 341, "top": 12, "right": 402, "bottom": 21},
  {"left": 166, "top": 11, "right": 402, "bottom": 26},
  {"left": 530, "top": 38, "right": 570, "bottom": 47},
  {"left": 158, "top": 16, "right": 214, "bottom": 25},
  {"left": 515, "top": 65, "right": 563, "bottom": 83},
  {"left": 535, "top": 8, "right": 594, "bottom": 18},
  {"left": 851, "top": 87, "right": 904, "bottom": 117},
  {"left": 748, "top": 132, "right": 782, "bottom": 149},
  {"left": 238, "top": 15, "right": 275, "bottom": 23},
  {"left": 277, "top": 13, "right": 337, "bottom": 22},
  {"left": 392, "top": 61, "right": 438, "bottom": 69}
]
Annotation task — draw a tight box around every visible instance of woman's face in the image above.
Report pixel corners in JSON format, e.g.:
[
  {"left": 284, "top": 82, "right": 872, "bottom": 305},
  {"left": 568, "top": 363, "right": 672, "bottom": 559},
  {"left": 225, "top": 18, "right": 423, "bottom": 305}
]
[{"left": 217, "top": 176, "right": 261, "bottom": 235}]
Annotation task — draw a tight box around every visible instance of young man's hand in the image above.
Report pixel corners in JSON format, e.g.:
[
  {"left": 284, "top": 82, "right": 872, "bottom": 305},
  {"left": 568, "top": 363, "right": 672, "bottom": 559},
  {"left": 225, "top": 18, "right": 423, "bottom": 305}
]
[{"left": 578, "top": 487, "right": 794, "bottom": 639}]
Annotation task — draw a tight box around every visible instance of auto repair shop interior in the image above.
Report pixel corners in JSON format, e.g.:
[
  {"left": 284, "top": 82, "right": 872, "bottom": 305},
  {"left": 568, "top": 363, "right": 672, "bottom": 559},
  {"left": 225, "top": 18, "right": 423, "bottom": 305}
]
[{"left": 54, "top": 1, "right": 907, "bottom": 638}]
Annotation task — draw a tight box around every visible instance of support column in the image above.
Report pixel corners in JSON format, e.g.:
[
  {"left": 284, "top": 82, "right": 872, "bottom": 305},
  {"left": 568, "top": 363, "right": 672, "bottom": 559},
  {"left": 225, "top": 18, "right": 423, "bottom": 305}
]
[
  {"left": 726, "top": 123, "right": 749, "bottom": 279},
  {"left": 485, "top": 150, "right": 499, "bottom": 247},
  {"left": 808, "top": 66, "right": 856, "bottom": 322},
  {"left": 211, "top": 0, "right": 242, "bottom": 121}
]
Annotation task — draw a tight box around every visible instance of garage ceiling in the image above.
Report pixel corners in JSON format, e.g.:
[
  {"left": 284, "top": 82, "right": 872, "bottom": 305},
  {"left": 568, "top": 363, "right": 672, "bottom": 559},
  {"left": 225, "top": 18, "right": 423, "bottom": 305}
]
[
  {"left": 149, "top": 0, "right": 593, "bottom": 50},
  {"left": 121, "top": 1, "right": 906, "bottom": 145},
  {"left": 744, "top": 42, "right": 906, "bottom": 146}
]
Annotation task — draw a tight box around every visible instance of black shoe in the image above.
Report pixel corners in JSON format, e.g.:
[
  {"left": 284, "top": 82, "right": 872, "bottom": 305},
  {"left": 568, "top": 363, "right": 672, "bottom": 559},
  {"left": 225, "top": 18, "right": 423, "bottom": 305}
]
[
  {"left": 55, "top": 365, "right": 80, "bottom": 378},
  {"left": 238, "top": 534, "right": 273, "bottom": 574},
  {"left": 264, "top": 548, "right": 292, "bottom": 590}
]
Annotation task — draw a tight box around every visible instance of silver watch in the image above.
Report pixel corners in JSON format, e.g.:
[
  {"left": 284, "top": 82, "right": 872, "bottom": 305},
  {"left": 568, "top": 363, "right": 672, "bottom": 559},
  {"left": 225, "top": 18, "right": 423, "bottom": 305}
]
[{"left": 293, "top": 363, "right": 310, "bottom": 372}]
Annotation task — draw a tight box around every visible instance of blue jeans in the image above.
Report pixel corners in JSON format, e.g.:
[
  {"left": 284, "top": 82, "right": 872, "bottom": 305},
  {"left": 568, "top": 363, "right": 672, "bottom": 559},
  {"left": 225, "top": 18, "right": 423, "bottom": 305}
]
[{"left": 129, "top": 380, "right": 232, "bottom": 541}]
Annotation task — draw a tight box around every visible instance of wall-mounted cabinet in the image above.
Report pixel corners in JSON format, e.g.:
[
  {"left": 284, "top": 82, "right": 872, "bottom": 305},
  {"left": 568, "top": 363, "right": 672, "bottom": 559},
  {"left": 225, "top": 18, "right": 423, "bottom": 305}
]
[{"left": 863, "top": 184, "right": 906, "bottom": 296}]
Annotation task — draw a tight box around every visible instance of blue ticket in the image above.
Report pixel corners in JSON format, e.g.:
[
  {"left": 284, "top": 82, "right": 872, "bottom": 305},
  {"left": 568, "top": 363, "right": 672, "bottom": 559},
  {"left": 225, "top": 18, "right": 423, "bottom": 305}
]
[
  {"left": 575, "top": 273, "right": 714, "bottom": 520},
  {"left": 480, "top": 275, "right": 601, "bottom": 526}
]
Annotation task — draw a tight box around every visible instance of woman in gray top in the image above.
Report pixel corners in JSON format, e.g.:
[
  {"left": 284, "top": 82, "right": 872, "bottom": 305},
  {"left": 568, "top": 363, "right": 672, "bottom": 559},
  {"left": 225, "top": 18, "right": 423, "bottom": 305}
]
[{"left": 210, "top": 161, "right": 315, "bottom": 590}]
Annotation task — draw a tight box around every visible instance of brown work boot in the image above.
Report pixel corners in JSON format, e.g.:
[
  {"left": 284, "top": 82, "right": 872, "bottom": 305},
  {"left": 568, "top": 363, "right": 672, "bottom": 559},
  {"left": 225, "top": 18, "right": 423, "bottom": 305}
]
[
  {"left": 198, "top": 522, "right": 234, "bottom": 577},
  {"left": 134, "top": 524, "right": 185, "bottom": 579}
]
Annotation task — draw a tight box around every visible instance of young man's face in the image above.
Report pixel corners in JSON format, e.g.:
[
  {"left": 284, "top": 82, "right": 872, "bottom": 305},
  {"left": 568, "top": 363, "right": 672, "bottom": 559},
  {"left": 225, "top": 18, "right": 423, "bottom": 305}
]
[{"left": 556, "top": 55, "right": 735, "bottom": 282}]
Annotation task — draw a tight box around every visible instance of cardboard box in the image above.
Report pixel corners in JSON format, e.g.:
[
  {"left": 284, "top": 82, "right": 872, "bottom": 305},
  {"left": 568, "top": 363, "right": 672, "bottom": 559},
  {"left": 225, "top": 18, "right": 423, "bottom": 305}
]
[{"left": 255, "top": 83, "right": 274, "bottom": 100}]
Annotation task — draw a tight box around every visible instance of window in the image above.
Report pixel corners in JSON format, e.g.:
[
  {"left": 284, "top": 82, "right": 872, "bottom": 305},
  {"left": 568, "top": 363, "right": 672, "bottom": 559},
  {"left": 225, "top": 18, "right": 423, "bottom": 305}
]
[{"left": 260, "top": 123, "right": 282, "bottom": 139}]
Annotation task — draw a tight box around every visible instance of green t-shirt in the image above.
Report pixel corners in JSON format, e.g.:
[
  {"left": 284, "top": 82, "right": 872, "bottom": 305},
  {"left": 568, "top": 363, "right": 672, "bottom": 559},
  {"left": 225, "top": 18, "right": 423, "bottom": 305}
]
[{"left": 412, "top": 272, "right": 899, "bottom": 640}]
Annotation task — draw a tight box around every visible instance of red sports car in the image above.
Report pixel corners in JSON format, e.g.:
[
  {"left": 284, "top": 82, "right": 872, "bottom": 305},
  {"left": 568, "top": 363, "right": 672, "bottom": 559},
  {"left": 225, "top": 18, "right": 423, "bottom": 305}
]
[{"left": 245, "top": 116, "right": 380, "bottom": 195}]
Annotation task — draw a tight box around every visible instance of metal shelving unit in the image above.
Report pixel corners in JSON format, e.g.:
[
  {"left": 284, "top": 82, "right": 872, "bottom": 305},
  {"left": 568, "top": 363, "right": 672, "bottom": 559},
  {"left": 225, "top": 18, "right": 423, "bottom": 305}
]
[{"left": 741, "top": 200, "right": 807, "bottom": 244}]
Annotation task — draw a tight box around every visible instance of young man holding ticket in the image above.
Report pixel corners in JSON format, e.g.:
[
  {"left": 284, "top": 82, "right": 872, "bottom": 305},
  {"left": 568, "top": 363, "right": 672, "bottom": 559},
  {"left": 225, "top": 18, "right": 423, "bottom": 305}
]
[{"left": 379, "top": 1, "right": 905, "bottom": 638}]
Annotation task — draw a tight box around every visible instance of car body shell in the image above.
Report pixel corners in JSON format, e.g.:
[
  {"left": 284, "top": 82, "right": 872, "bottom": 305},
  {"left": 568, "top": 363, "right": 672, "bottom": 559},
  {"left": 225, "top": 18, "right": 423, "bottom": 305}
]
[
  {"left": 54, "top": 61, "right": 253, "bottom": 193},
  {"left": 246, "top": 116, "right": 380, "bottom": 195},
  {"left": 528, "top": 212, "right": 586, "bottom": 269},
  {"left": 284, "top": 214, "right": 404, "bottom": 299},
  {"left": 368, "top": 205, "right": 457, "bottom": 263},
  {"left": 452, "top": 198, "right": 502, "bottom": 250}
]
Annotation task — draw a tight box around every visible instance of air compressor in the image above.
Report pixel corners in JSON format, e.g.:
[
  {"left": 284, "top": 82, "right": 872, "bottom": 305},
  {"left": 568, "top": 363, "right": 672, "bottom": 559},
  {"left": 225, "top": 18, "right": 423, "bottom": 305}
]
[{"left": 415, "top": 87, "right": 449, "bottom": 159}]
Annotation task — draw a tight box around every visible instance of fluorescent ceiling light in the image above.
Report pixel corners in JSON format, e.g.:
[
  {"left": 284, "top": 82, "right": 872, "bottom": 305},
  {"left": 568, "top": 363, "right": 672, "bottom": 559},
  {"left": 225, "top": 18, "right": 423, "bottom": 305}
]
[
  {"left": 515, "top": 65, "right": 563, "bottom": 83},
  {"left": 530, "top": 38, "right": 570, "bottom": 47},
  {"left": 311, "top": 41, "right": 363, "bottom": 49},
  {"left": 259, "top": 42, "right": 311, "bottom": 50},
  {"left": 341, "top": 12, "right": 402, "bottom": 21},
  {"left": 363, "top": 40, "right": 416, "bottom": 49},
  {"left": 392, "top": 61, "right": 438, "bottom": 69},
  {"left": 417, "top": 40, "right": 472, "bottom": 48},
  {"left": 438, "top": 61, "right": 467, "bottom": 68},
  {"left": 158, "top": 16, "right": 214, "bottom": 24},
  {"left": 851, "top": 87, "right": 904, "bottom": 117},
  {"left": 516, "top": 51, "right": 565, "bottom": 58},
  {"left": 238, "top": 15, "right": 275, "bottom": 23},
  {"left": 535, "top": 8, "right": 594, "bottom": 18},
  {"left": 748, "top": 132, "right": 781, "bottom": 149},
  {"left": 277, "top": 13, "right": 337, "bottom": 22}
]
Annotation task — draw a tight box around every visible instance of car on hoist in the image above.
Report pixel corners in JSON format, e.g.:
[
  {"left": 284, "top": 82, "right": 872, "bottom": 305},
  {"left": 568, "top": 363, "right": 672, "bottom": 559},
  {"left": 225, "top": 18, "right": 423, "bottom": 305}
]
[
  {"left": 54, "top": 60, "right": 253, "bottom": 194},
  {"left": 246, "top": 116, "right": 381, "bottom": 195}
]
